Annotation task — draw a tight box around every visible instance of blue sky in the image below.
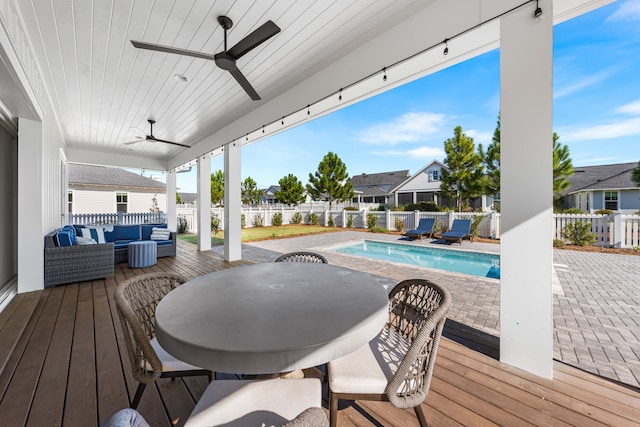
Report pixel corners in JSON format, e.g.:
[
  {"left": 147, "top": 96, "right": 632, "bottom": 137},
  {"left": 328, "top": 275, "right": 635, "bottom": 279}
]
[{"left": 175, "top": 1, "right": 640, "bottom": 193}]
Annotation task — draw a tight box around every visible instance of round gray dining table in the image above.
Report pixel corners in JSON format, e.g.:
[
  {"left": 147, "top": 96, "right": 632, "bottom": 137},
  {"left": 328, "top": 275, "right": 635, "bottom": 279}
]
[{"left": 154, "top": 262, "right": 390, "bottom": 374}]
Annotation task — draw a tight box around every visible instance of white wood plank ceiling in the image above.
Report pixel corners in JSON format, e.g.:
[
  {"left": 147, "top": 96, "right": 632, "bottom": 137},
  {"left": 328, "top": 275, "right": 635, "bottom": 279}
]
[{"left": 17, "top": 0, "right": 433, "bottom": 162}]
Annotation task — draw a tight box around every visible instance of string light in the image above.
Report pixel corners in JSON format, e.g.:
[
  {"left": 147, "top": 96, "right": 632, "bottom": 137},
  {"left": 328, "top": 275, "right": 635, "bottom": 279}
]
[
  {"left": 307, "top": 105, "right": 311, "bottom": 115},
  {"left": 382, "top": 67, "right": 387, "bottom": 81},
  {"left": 443, "top": 39, "right": 449, "bottom": 56},
  {"left": 534, "top": 0, "right": 543, "bottom": 19},
  {"left": 338, "top": 88, "right": 342, "bottom": 101}
]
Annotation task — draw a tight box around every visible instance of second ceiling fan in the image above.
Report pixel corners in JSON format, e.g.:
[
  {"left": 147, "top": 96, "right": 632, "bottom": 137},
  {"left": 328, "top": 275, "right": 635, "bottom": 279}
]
[{"left": 131, "top": 16, "right": 280, "bottom": 101}]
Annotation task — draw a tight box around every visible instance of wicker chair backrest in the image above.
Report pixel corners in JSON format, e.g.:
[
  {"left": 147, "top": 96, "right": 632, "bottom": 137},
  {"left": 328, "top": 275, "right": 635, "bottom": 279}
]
[
  {"left": 274, "top": 251, "right": 328, "bottom": 263},
  {"left": 115, "top": 272, "right": 186, "bottom": 384},
  {"left": 384, "top": 279, "right": 452, "bottom": 409}
]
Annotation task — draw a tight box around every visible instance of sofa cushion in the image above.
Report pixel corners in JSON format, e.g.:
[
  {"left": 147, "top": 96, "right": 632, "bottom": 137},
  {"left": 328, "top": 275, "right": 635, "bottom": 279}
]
[
  {"left": 80, "top": 226, "right": 106, "bottom": 243},
  {"left": 113, "top": 239, "right": 139, "bottom": 249},
  {"left": 76, "top": 236, "right": 97, "bottom": 245},
  {"left": 154, "top": 240, "right": 173, "bottom": 246},
  {"left": 110, "top": 225, "right": 141, "bottom": 242},
  {"left": 141, "top": 223, "right": 167, "bottom": 240}
]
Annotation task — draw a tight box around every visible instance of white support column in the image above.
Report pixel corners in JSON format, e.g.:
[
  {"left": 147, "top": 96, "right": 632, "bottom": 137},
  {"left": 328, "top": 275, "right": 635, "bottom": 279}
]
[
  {"left": 197, "top": 156, "right": 211, "bottom": 252},
  {"left": 18, "top": 119, "right": 44, "bottom": 292},
  {"left": 167, "top": 171, "right": 177, "bottom": 231},
  {"left": 224, "top": 141, "right": 242, "bottom": 261},
  {"left": 500, "top": 0, "right": 554, "bottom": 378}
]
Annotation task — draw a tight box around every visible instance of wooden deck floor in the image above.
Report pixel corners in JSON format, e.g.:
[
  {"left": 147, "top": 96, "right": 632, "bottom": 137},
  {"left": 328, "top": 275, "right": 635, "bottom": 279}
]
[{"left": 0, "top": 241, "right": 638, "bottom": 426}]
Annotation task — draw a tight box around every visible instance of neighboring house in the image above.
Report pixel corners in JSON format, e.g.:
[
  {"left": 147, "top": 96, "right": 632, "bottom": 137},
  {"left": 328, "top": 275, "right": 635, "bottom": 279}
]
[
  {"left": 563, "top": 162, "right": 640, "bottom": 213},
  {"left": 262, "top": 185, "right": 281, "bottom": 204},
  {"left": 351, "top": 170, "right": 410, "bottom": 204},
  {"left": 68, "top": 163, "right": 167, "bottom": 215},
  {"left": 392, "top": 161, "right": 444, "bottom": 206},
  {"left": 178, "top": 192, "right": 198, "bottom": 204}
]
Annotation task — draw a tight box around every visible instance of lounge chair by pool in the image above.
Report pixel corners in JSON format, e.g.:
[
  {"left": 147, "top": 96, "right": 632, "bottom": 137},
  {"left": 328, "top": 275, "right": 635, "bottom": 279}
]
[
  {"left": 405, "top": 218, "right": 436, "bottom": 240},
  {"left": 441, "top": 219, "right": 472, "bottom": 244}
]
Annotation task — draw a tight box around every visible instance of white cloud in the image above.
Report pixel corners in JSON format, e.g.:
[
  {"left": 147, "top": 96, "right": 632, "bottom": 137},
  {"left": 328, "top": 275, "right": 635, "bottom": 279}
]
[
  {"left": 616, "top": 99, "right": 640, "bottom": 115},
  {"left": 466, "top": 129, "right": 492, "bottom": 144},
  {"left": 358, "top": 112, "right": 446, "bottom": 145},
  {"left": 561, "top": 117, "right": 640, "bottom": 141},
  {"left": 408, "top": 146, "right": 445, "bottom": 158},
  {"left": 554, "top": 70, "right": 613, "bottom": 98},
  {"left": 606, "top": 1, "right": 640, "bottom": 22},
  {"left": 372, "top": 146, "right": 444, "bottom": 158}
]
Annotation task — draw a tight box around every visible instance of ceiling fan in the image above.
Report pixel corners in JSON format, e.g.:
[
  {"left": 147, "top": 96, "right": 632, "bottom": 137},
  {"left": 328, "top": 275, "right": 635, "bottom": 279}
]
[
  {"left": 124, "top": 119, "right": 190, "bottom": 148},
  {"left": 130, "top": 16, "right": 281, "bottom": 100}
]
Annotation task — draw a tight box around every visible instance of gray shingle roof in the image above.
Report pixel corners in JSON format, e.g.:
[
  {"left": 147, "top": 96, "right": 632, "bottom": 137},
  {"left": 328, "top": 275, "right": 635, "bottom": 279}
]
[
  {"left": 178, "top": 192, "right": 197, "bottom": 203},
  {"left": 351, "top": 170, "right": 410, "bottom": 197},
  {"left": 68, "top": 163, "right": 166, "bottom": 190},
  {"left": 567, "top": 162, "right": 639, "bottom": 193}
]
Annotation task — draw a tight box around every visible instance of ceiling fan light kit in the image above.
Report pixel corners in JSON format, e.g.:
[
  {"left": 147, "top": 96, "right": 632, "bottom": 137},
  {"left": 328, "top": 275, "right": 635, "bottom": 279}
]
[{"left": 130, "top": 15, "right": 280, "bottom": 101}]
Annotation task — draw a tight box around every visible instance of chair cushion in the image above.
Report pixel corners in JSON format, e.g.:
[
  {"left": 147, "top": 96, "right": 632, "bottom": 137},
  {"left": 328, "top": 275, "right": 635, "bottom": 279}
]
[
  {"left": 149, "top": 338, "right": 205, "bottom": 372},
  {"left": 110, "top": 225, "right": 141, "bottom": 241},
  {"left": 184, "top": 379, "right": 322, "bottom": 427},
  {"left": 328, "top": 327, "right": 410, "bottom": 395},
  {"left": 282, "top": 407, "right": 328, "bottom": 427}
]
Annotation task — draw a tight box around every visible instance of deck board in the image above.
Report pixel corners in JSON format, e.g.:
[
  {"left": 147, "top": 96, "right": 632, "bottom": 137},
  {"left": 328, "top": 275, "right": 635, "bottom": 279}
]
[{"left": 0, "top": 240, "right": 637, "bottom": 426}]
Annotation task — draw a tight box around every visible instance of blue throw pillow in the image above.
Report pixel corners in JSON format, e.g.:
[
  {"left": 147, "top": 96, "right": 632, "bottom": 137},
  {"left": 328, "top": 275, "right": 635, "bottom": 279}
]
[{"left": 54, "top": 229, "right": 74, "bottom": 246}]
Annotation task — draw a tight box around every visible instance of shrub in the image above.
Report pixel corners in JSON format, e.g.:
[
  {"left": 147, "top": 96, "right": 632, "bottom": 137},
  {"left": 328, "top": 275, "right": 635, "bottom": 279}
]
[
  {"left": 272, "top": 212, "right": 283, "bottom": 226},
  {"left": 308, "top": 212, "right": 319, "bottom": 225},
  {"left": 211, "top": 214, "right": 221, "bottom": 236},
  {"left": 366, "top": 212, "right": 377, "bottom": 229},
  {"left": 594, "top": 209, "right": 613, "bottom": 215},
  {"left": 344, "top": 206, "right": 358, "bottom": 211},
  {"left": 369, "top": 227, "right": 388, "bottom": 233},
  {"left": 328, "top": 215, "right": 335, "bottom": 227},
  {"left": 291, "top": 211, "right": 302, "bottom": 224},
  {"left": 346, "top": 214, "right": 354, "bottom": 228},
  {"left": 252, "top": 214, "right": 263, "bottom": 227},
  {"left": 563, "top": 221, "right": 596, "bottom": 246},
  {"left": 470, "top": 215, "right": 485, "bottom": 239},
  {"left": 394, "top": 217, "right": 404, "bottom": 232},
  {"left": 177, "top": 216, "right": 188, "bottom": 233},
  {"left": 389, "top": 204, "right": 405, "bottom": 211},
  {"left": 376, "top": 204, "right": 386, "bottom": 211},
  {"left": 553, "top": 239, "right": 565, "bottom": 248},
  {"left": 404, "top": 201, "right": 441, "bottom": 212},
  {"left": 563, "top": 208, "right": 583, "bottom": 214},
  {"left": 241, "top": 213, "right": 246, "bottom": 228}
]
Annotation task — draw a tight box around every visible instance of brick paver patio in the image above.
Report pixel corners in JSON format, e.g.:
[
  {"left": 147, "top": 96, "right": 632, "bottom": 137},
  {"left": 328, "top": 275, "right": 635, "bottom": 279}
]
[{"left": 212, "top": 230, "right": 640, "bottom": 388}]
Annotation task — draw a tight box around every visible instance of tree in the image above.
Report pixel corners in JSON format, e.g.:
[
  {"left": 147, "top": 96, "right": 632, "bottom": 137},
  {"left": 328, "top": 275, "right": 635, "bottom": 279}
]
[
  {"left": 176, "top": 191, "right": 182, "bottom": 204},
  {"left": 275, "top": 174, "right": 306, "bottom": 206},
  {"left": 484, "top": 115, "right": 501, "bottom": 196},
  {"left": 241, "top": 176, "right": 262, "bottom": 206},
  {"left": 211, "top": 170, "right": 224, "bottom": 206},
  {"left": 306, "top": 152, "right": 354, "bottom": 209},
  {"left": 553, "top": 132, "right": 573, "bottom": 207},
  {"left": 149, "top": 194, "right": 160, "bottom": 213},
  {"left": 440, "top": 126, "right": 485, "bottom": 212},
  {"left": 632, "top": 162, "right": 640, "bottom": 187}
]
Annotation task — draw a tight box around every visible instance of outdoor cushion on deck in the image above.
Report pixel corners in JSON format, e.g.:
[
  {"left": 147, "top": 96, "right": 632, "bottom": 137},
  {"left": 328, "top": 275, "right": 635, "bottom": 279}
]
[
  {"left": 405, "top": 218, "right": 436, "bottom": 240},
  {"left": 184, "top": 379, "right": 325, "bottom": 427},
  {"left": 441, "top": 219, "right": 472, "bottom": 244}
]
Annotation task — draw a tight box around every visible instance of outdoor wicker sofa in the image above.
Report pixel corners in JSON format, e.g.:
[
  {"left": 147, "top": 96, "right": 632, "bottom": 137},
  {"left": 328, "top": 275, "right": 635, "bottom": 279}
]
[{"left": 44, "top": 230, "right": 115, "bottom": 288}]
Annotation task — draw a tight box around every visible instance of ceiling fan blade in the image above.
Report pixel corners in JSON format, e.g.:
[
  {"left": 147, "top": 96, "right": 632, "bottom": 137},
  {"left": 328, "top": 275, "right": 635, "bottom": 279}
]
[
  {"left": 229, "top": 67, "right": 261, "bottom": 100},
  {"left": 123, "top": 140, "right": 143, "bottom": 146},
  {"left": 227, "top": 20, "right": 280, "bottom": 60},
  {"left": 131, "top": 40, "right": 216, "bottom": 61},
  {"left": 149, "top": 136, "right": 191, "bottom": 148}
]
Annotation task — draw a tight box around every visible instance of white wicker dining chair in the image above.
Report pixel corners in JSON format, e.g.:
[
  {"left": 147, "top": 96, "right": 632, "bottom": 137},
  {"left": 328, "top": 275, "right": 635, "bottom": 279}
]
[{"left": 327, "top": 279, "right": 452, "bottom": 426}]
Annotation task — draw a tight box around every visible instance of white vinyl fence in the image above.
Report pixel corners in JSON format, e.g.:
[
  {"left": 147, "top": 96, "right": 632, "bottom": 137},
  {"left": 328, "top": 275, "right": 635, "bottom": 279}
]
[{"left": 76, "top": 207, "right": 640, "bottom": 248}]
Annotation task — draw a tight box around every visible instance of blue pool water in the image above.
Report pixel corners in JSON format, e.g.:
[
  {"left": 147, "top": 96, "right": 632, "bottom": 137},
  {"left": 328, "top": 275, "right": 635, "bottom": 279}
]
[{"left": 333, "top": 240, "right": 500, "bottom": 279}]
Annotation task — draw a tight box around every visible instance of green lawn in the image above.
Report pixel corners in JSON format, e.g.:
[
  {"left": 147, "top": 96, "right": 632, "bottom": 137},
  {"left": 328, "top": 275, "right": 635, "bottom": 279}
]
[{"left": 177, "top": 224, "right": 344, "bottom": 246}]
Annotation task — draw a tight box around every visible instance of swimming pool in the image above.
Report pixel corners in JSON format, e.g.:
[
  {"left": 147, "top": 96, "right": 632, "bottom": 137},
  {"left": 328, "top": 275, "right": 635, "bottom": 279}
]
[{"left": 332, "top": 240, "right": 500, "bottom": 279}]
